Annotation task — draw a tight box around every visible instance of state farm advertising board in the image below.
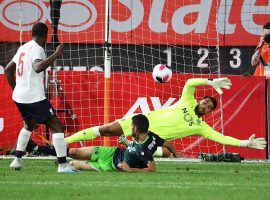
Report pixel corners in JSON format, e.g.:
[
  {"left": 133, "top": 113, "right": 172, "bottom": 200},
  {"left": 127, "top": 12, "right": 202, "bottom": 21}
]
[{"left": 0, "top": 0, "right": 269, "bottom": 45}]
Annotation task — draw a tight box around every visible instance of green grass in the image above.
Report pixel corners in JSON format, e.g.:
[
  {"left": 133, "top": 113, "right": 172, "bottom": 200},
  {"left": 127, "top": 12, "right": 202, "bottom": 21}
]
[{"left": 1, "top": 159, "right": 270, "bottom": 200}]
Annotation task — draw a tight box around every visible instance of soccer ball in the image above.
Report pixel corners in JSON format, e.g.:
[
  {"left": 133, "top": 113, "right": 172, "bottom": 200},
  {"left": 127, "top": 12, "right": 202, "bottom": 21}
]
[{"left": 152, "top": 64, "right": 172, "bottom": 83}]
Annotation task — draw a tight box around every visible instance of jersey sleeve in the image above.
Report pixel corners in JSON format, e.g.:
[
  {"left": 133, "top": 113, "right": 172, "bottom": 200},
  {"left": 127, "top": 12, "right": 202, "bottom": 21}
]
[
  {"left": 31, "top": 46, "right": 46, "bottom": 62},
  {"left": 199, "top": 122, "right": 241, "bottom": 146},
  {"left": 181, "top": 78, "right": 207, "bottom": 102},
  {"left": 151, "top": 132, "right": 165, "bottom": 146}
]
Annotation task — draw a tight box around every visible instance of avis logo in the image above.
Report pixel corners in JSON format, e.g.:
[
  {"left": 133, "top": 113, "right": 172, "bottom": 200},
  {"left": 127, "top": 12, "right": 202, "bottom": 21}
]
[{"left": 123, "top": 97, "right": 176, "bottom": 118}]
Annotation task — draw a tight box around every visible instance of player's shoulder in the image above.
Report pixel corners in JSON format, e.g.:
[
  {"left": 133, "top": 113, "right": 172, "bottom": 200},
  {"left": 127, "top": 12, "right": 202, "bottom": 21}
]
[
  {"left": 147, "top": 131, "right": 161, "bottom": 139},
  {"left": 30, "top": 41, "right": 44, "bottom": 51},
  {"left": 22, "top": 40, "right": 44, "bottom": 54},
  {"left": 19, "top": 40, "right": 43, "bottom": 52},
  {"left": 147, "top": 131, "right": 156, "bottom": 137}
]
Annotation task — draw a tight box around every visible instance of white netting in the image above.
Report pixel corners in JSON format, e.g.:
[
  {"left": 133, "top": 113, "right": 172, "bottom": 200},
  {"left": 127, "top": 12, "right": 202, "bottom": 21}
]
[{"left": 2, "top": 0, "right": 265, "bottom": 157}]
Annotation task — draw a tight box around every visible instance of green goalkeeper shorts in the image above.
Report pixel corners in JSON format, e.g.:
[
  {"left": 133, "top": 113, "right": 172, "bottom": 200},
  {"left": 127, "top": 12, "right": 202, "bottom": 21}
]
[{"left": 89, "top": 146, "right": 118, "bottom": 172}]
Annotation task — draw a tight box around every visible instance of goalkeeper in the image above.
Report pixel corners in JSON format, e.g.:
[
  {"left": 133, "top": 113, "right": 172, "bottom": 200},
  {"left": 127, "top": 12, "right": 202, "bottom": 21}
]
[{"left": 65, "top": 78, "right": 267, "bottom": 154}]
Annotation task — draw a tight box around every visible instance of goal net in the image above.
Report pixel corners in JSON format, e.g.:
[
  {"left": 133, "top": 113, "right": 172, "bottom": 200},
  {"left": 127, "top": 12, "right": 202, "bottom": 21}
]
[{"left": 1, "top": 0, "right": 266, "bottom": 158}]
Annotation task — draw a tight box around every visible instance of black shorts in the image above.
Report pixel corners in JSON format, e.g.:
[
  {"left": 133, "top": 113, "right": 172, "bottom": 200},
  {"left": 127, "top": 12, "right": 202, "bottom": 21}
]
[{"left": 15, "top": 99, "right": 56, "bottom": 124}]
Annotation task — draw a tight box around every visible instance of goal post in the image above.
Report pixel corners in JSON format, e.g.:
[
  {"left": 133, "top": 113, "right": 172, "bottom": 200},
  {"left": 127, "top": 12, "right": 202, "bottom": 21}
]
[{"left": 104, "top": 0, "right": 112, "bottom": 146}]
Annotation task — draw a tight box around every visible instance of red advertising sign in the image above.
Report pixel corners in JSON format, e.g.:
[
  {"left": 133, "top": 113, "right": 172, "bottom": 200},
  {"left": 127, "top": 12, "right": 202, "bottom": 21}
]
[
  {"left": 0, "top": 0, "right": 269, "bottom": 45},
  {"left": 0, "top": 73, "right": 266, "bottom": 159}
]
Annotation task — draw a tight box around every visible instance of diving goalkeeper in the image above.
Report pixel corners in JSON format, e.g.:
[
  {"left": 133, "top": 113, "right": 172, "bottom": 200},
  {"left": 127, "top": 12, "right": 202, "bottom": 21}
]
[{"left": 65, "top": 78, "right": 267, "bottom": 153}]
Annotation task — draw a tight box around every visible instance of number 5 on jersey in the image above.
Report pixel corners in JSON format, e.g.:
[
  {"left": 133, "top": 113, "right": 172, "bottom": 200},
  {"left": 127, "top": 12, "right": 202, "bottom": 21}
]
[{"left": 17, "top": 52, "right": 25, "bottom": 77}]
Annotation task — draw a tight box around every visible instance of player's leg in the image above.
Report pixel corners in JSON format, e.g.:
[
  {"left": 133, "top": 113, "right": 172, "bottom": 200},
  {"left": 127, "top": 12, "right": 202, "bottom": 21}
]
[
  {"left": 161, "top": 147, "right": 172, "bottom": 157},
  {"left": 34, "top": 145, "right": 58, "bottom": 156},
  {"left": 24, "top": 98, "right": 74, "bottom": 172},
  {"left": 68, "top": 146, "right": 118, "bottom": 172},
  {"left": 65, "top": 121, "right": 125, "bottom": 144},
  {"left": 44, "top": 116, "right": 76, "bottom": 172},
  {"left": 153, "top": 147, "right": 172, "bottom": 157},
  {"left": 69, "top": 160, "right": 95, "bottom": 171},
  {"left": 68, "top": 147, "right": 94, "bottom": 160},
  {"left": 16, "top": 119, "right": 36, "bottom": 157},
  {"left": 153, "top": 147, "right": 182, "bottom": 158},
  {"left": 10, "top": 119, "right": 36, "bottom": 170},
  {"left": 88, "top": 146, "right": 118, "bottom": 172}
]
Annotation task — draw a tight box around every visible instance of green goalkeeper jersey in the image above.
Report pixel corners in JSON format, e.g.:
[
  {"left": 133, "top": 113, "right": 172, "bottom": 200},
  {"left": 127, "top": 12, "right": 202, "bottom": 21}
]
[{"left": 118, "top": 78, "right": 241, "bottom": 147}]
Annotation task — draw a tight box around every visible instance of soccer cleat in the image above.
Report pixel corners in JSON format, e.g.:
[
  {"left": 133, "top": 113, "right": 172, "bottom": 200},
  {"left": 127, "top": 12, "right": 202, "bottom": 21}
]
[
  {"left": 10, "top": 157, "right": 23, "bottom": 170},
  {"left": 57, "top": 163, "right": 79, "bottom": 173}
]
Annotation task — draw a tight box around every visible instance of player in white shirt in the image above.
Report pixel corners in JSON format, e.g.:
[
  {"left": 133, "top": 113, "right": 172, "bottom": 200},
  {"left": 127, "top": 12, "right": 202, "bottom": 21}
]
[{"left": 4, "top": 22, "right": 77, "bottom": 173}]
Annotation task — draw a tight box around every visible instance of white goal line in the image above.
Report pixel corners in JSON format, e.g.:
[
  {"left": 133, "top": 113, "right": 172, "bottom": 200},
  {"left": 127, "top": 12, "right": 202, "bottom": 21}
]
[{"left": 1, "top": 155, "right": 270, "bottom": 163}]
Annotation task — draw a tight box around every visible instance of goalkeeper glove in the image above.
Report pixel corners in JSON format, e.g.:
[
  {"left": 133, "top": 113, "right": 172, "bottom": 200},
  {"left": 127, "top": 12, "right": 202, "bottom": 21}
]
[
  {"left": 240, "top": 134, "right": 267, "bottom": 150},
  {"left": 118, "top": 135, "right": 131, "bottom": 146},
  {"left": 206, "top": 77, "right": 232, "bottom": 94}
]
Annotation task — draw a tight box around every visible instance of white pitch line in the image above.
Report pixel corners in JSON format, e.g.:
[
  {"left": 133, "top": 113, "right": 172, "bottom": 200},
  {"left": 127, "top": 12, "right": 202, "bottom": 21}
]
[
  {"left": 0, "top": 181, "right": 269, "bottom": 190},
  {"left": 2, "top": 156, "right": 270, "bottom": 164},
  {"left": 158, "top": 169, "right": 270, "bottom": 174}
]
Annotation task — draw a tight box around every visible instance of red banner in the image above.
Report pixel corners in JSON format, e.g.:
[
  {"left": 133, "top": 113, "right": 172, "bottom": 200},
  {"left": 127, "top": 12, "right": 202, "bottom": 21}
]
[
  {"left": 0, "top": 76, "right": 22, "bottom": 154},
  {"left": 0, "top": 0, "right": 269, "bottom": 45},
  {"left": 0, "top": 73, "right": 266, "bottom": 158}
]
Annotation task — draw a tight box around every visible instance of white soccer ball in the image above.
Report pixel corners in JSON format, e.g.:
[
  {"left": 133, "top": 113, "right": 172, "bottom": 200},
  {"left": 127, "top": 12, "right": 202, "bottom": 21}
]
[{"left": 152, "top": 64, "right": 172, "bottom": 83}]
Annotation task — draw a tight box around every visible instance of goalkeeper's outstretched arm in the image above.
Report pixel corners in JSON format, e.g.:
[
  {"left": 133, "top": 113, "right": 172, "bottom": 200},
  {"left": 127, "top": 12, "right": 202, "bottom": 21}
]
[
  {"left": 201, "top": 127, "right": 267, "bottom": 150},
  {"left": 181, "top": 77, "right": 232, "bottom": 100}
]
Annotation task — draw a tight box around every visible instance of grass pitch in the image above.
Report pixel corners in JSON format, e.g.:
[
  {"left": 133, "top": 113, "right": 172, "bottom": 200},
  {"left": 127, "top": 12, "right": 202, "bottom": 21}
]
[{"left": 0, "top": 159, "right": 270, "bottom": 200}]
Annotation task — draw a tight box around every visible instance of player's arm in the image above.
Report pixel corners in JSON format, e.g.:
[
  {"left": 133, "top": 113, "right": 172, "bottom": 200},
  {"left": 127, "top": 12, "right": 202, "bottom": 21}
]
[
  {"left": 118, "top": 135, "right": 131, "bottom": 146},
  {"left": 181, "top": 78, "right": 208, "bottom": 100},
  {"left": 151, "top": 132, "right": 180, "bottom": 158},
  {"left": 182, "top": 78, "right": 232, "bottom": 100},
  {"left": 251, "top": 49, "right": 263, "bottom": 67},
  {"left": 251, "top": 33, "right": 265, "bottom": 67},
  {"left": 117, "top": 161, "right": 156, "bottom": 173},
  {"left": 4, "top": 60, "right": 16, "bottom": 89},
  {"left": 162, "top": 141, "right": 181, "bottom": 158},
  {"left": 200, "top": 124, "right": 267, "bottom": 149},
  {"left": 34, "top": 44, "right": 64, "bottom": 73}
]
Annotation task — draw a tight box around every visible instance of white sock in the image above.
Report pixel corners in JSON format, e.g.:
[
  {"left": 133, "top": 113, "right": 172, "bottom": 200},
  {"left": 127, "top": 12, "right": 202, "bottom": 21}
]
[
  {"left": 93, "top": 126, "right": 101, "bottom": 137},
  {"left": 52, "top": 133, "right": 67, "bottom": 158},
  {"left": 16, "top": 128, "right": 32, "bottom": 151}
]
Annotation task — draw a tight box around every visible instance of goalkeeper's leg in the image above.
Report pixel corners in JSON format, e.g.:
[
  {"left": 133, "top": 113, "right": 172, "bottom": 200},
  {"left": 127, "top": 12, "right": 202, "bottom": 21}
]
[{"left": 65, "top": 121, "right": 124, "bottom": 144}]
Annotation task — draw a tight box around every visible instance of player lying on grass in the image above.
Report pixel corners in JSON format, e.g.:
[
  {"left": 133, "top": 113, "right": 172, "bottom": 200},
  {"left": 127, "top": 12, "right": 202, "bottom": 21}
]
[
  {"left": 64, "top": 77, "right": 267, "bottom": 154},
  {"left": 32, "top": 114, "right": 180, "bottom": 172}
]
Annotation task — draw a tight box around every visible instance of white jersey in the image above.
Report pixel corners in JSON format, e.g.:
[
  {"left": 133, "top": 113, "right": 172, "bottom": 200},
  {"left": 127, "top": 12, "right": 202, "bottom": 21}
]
[{"left": 12, "top": 40, "right": 47, "bottom": 103}]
